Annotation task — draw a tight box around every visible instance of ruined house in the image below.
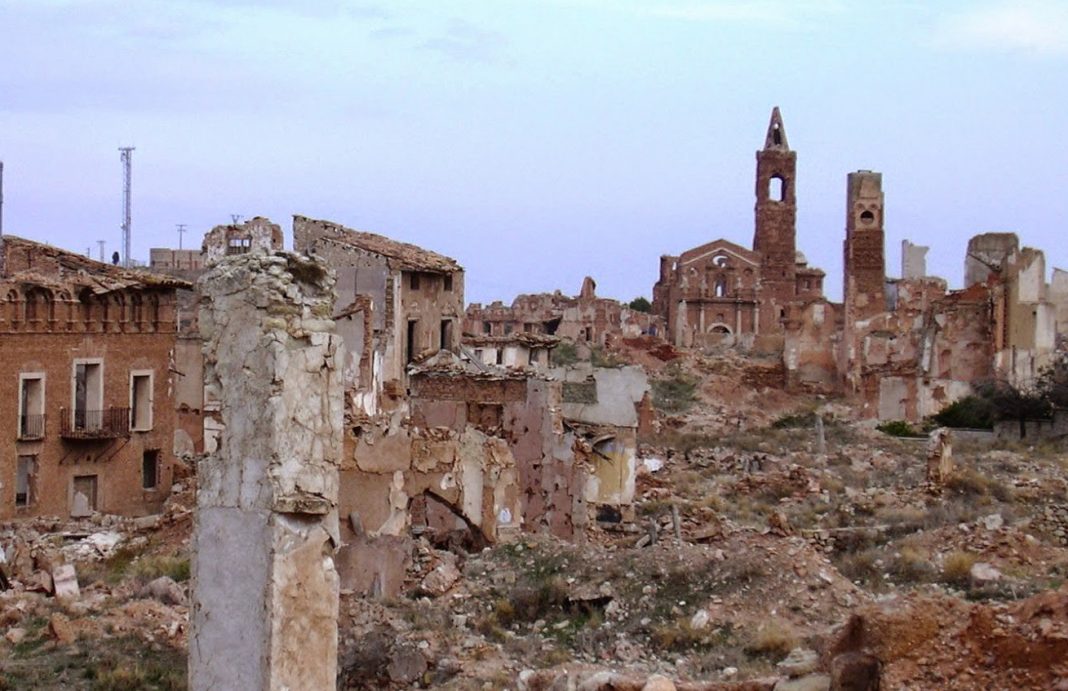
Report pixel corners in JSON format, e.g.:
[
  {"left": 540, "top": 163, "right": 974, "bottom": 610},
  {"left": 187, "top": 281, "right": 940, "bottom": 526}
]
[
  {"left": 148, "top": 217, "right": 286, "bottom": 456},
  {"left": 554, "top": 364, "right": 649, "bottom": 513},
  {"left": 463, "top": 331, "right": 559, "bottom": 369},
  {"left": 652, "top": 108, "right": 827, "bottom": 352},
  {"left": 0, "top": 235, "right": 189, "bottom": 519},
  {"left": 840, "top": 176, "right": 1059, "bottom": 420},
  {"left": 464, "top": 276, "right": 662, "bottom": 351},
  {"left": 293, "top": 215, "right": 464, "bottom": 417}
]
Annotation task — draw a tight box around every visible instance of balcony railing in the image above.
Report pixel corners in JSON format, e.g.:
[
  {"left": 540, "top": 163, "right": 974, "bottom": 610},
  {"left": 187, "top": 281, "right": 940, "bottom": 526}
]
[
  {"left": 60, "top": 407, "right": 131, "bottom": 439},
  {"left": 18, "top": 414, "right": 45, "bottom": 440}
]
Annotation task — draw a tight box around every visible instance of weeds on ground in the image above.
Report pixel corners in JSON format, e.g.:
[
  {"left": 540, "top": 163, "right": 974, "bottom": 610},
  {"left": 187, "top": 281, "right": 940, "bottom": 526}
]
[
  {"left": 942, "top": 550, "right": 978, "bottom": 586},
  {"left": 652, "top": 365, "right": 698, "bottom": 413},
  {"left": 745, "top": 618, "right": 799, "bottom": 659}
]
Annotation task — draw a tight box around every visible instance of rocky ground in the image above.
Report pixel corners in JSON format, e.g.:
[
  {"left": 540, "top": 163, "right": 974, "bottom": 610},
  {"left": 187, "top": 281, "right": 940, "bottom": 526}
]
[{"left": 3, "top": 350, "right": 1068, "bottom": 690}]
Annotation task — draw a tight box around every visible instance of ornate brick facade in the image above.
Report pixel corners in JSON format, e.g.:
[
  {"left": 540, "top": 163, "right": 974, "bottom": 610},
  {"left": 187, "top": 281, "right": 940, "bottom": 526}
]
[{"left": 653, "top": 108, "right": 825, "bottom": 349}]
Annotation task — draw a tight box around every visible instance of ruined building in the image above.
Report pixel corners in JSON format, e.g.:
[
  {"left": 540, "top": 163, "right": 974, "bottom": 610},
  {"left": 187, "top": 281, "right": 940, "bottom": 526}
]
[
  {"left": 148, "top": 217, "right": 286, "bottom": 456},
  {"left": 0, "top": 235, "right": 189, "bottom": 519},
  {"left": 293, "top": 215, "right": 465, "bottom": 417},
  {"left": 465, "top": 275, "right": 662, "bottom": 353},
  {"left": 652, "top": 108, "right": 826, "bottom": 351},
  {"left": 840, "top": 178, "right": 1059, "bottom": 419},
  {"left": 646, "top": 109, "right": 1064, "bottom": 419}
]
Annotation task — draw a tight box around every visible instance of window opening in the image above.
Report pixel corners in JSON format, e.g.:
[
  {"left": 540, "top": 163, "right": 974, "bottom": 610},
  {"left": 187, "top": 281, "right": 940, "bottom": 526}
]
[
  {"left": 769, "top": 176, "right": 785, "bottom": 201},
  {"left": 131, "top": 373, "right": 153, "bottom": 431},
  {"left": 19, "top": 376, "right": 45, "bottom": 439},
  {"left": 142, "top": 450, "right": 160, "bottom": 490},
  {"left": 16, "top": 456, "right": 37, "bottom": 507},
  {"left": 406, "top": 320, "right": 419, "bottom": 363}
]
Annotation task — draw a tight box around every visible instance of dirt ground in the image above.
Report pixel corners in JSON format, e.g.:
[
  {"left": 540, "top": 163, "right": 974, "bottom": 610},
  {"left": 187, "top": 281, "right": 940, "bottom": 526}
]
[{"left": 3, "top": 347, "right": 1068, "bottom": 690}]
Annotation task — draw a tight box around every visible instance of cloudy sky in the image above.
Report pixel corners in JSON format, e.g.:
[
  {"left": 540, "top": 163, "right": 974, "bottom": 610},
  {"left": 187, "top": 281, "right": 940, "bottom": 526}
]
[{"left": 1, "top": 0, "right": 1066, "bottom": 303}]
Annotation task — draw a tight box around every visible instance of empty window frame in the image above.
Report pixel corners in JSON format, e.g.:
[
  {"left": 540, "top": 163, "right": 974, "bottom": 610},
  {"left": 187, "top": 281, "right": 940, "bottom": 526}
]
[
  {"left": 440, "top": 319, "right": 454, "bottom": 351},
  {"left": 409, "top": 273, "right": 421, "bottom": 291},
  {"left": 18, "top": 373, "right": 45, "bottom": 439},
  {"left": 407, "top": 319, "right": 419, "bottom": 363},
  {"left": 769, "top": 176, "right": 786, "bottom": 201},
  {"left": 443, "top": 274, "right": 453, "bottom": 292},
  {"left": 71, "top": 475, "right": 98, "bottom": 516},
  {"left": 142, "top": 449, "right": 160, "bottom": 490},
  {"left": 16, "top": 455, "right": 37, "bottom": 507},
  {"left": 130, "top": 370, "right": 154, "bottom": 431},
  {"left": 72, "top": 359, "right": 104, "bottom": 431}
]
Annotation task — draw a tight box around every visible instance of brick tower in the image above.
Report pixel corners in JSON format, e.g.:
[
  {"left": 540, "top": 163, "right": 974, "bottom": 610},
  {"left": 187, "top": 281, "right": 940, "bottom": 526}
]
[
  {"left": 753, "top": 107, "right": 798, "bottom": 333},
  {"left": 842, "top": 170, "right": 886, "bottom": 323}
]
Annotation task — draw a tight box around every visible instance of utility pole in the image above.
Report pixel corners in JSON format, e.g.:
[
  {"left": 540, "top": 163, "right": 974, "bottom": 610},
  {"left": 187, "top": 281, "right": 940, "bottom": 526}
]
[
  {"left": 0, "top": 160, "right": 5, "bottom": 239},
  {"left": 119, "top": 147, "right": 135, "bottom": 268},
  {"left": 97, "top": 240, "right": 106, "bottom": 263},
  {"left": 177, "top": 223, "right": 188, "bottom": 250},
  {"left": 230, "top": 214, "right": 242, "bottom": 225}
]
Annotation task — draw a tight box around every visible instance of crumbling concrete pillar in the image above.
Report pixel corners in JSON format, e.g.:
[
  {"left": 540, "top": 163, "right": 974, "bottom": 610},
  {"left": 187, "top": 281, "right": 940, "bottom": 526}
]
[
  {"left": 190, "top": 252, "right": 343, "bottom": 690},
  {"left": 926, "top": 427, "right": 953, "bottom": 488}
]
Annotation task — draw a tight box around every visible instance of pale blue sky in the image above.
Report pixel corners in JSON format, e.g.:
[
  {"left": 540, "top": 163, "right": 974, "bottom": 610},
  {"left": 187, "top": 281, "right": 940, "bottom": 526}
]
[{"left": 1, "top": 0, "right": 1066, "bottom": 303}]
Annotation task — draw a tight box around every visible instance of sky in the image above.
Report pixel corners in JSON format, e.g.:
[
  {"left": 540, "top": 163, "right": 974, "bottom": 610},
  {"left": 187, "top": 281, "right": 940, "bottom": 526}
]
[{"left": 1, "top": 0, "right": 1067, "bottom": 305}]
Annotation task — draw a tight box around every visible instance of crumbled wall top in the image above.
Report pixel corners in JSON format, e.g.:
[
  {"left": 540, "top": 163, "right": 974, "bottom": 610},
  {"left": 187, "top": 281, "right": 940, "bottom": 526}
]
[
  {"left": 294, "top": 214, "right": 462, "bottom": 274},
  {"left": 462, "top": 332, "right": 561, "bottom": 348},
  {"left": 0, "top": 235, "right": 191, "bottom": 293}
]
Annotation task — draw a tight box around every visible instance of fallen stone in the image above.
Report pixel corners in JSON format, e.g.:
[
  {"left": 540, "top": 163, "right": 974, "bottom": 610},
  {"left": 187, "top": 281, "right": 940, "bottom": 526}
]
[
  {"left": 387, "top": 645, "right": 427, "bottom": 684},
  {"left": 48, "top": 613, "right": 75, "bottom": 644},
  {"left": 774, "top": 673, "right": 830, "bottom": 691},
  {"left": 981, "top": 513, "right": 1004, "bottom": 531},
  {"left": 642, "top": 674, "right": 676, "bottom": 691},
  {"left": 5, "top": 627, "right": 26, "bottom": 644},
  {"left": 141, "top": 576, "right": 186, "bottom": 606},
  {"left": 777, "top": 647, "right": 819, "bottom": 678},
  {"left": 132, "top": 515, "right": 162, "bottom": 531},
  {"left": 578, "top": 671, "right": 623, "bottom": 691},
  {"left": 26, "top": 570, "right": 54, "bottom": 594},
  {"left": 52, "top": 563, "right": 80, "bottom": 600},
  {"left": 690, "top": 609, "right": 710, "bottom": 630},
  {"left": 420, "top": 561, "right": 461, "bottom": 596},
  {"left": 830, "top": 652, "right": 880, "bottom": 691},
  {"left": 970, "top": 562, "right": 1002, "bottom": 587}
]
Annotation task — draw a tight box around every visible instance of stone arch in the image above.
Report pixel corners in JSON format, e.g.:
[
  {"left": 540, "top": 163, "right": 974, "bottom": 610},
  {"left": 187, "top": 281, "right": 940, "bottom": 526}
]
[
  {"left": 24, "top": 287, "right": 54, "bottom": 324},
  {"left": 4, "top": 288, "right": 22, "bottom": 325},
  {"left": 708, "top": 323, "right": 732, "bottom": 335}
]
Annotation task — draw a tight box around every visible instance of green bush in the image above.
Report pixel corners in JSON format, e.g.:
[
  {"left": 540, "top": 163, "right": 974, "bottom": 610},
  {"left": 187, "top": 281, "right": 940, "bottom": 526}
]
[
  {"left": 932, "top": 395, "right": 995, "bottom": 429},
  {"left": 652, "top": 367, "right": 698, "bottom": 413},
  {"left": 876, "top": 420, "right": 925, "bottom": 438},
  {"left": 628, "top": 297, "right": 652, "bottom": 313},
  {"left": 550, "top": 341, "right": 579, "bottom": 366}
]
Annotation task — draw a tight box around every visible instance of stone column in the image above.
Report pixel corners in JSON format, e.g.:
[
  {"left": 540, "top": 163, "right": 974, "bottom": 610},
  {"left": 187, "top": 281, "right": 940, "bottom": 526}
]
[{"left": 190, "top": 252, "right": 343, "bottom": 691}]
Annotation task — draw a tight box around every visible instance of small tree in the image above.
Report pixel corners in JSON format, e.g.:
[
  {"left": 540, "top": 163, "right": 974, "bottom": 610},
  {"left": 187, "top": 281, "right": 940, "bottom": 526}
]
[
  {"left": 974, "top": 378, "right": 1051, "bottom": 438},
  {"left": 1037, "top": 352, "right": 1068, "bottom": 409},
  {"left": 628, "top": 297, "right": 652, "bottom": 313}
]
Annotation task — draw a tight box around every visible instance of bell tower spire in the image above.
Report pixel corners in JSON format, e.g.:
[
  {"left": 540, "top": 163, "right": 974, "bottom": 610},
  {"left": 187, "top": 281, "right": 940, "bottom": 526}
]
[
  {"left": 764, "top": 106, "right": 789, "bottom": 150},
  {"left": 753, "top": 106, "right": 798, "bottom": 333}
]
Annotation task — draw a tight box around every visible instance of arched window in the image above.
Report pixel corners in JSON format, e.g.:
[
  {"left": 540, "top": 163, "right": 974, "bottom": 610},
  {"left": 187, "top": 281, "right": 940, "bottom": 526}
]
[
  {"left": 131, "top": 294, "right": 143, "bottom": 327},
  {"left": 6, "top": 290, "right": 20, "bottom": 323},
  {"left": 714, "top": 279, "right": 727, "bottom": 297},
  {"left": 769, "top": 176, "right": 785, "bottom": 202}
]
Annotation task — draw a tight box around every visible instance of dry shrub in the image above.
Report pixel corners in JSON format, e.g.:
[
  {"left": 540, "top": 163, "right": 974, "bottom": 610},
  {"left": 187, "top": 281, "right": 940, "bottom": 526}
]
[
  {"left": 942, "top": 550, "right": 977, "bottom": 586},
  {"left": 746, "top": 618, "right": 799, "bottom": 659}
]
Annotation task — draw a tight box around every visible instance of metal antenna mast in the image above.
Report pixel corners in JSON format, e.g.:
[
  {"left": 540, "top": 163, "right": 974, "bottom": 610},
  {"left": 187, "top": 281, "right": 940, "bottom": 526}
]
[
  {"left": 97, "top": 240, "right": 106, "bottom": 263},
  {"left": 0, "top": 160, "right": 5, "bottom": 239},
  {"left": 119, "top": 147, "right": 135, "bottom": 268},
  {"left": 176, "top": 223, "right": 188, "bottom": 250}
]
